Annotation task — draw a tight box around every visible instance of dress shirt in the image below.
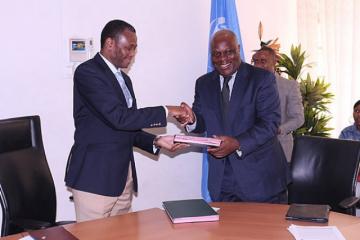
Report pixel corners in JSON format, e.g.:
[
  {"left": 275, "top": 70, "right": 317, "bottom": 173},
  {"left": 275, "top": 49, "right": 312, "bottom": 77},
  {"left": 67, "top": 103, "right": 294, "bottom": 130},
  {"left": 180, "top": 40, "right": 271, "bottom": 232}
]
[
  {"left": 99, "top": 53, "right": 168, "bottom": 116},
  {"left": 187, "top": 72, "right": 237, "bottom": 132},
  {"left": 99, "top": 53, "right": 161, "bottom": 153}
]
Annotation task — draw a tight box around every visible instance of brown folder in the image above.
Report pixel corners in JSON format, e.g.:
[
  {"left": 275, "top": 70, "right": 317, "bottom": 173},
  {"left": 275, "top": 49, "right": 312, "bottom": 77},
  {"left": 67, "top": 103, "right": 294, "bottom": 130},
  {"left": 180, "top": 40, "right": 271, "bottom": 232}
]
[{"left": 29, "top": 226, "right": 78, "bottom": 240}]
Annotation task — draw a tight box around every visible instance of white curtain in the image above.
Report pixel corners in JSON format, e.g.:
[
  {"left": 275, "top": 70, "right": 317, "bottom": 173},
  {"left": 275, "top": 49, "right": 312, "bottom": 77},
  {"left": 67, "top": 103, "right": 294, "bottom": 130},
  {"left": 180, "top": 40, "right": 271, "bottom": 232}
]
[{"left": 297, "top": 0, "right": 360, "bottom": 136}]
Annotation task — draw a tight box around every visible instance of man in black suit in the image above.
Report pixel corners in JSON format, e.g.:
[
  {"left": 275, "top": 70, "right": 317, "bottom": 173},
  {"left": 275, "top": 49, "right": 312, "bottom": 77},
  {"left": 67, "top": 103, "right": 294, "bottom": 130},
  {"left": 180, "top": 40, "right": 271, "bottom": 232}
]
[
  {"left": 65, "top": 19, "right": 186, "bottom": 222},
  {"left": 178, "top": 30, "right": 289, "bottom": 203}
]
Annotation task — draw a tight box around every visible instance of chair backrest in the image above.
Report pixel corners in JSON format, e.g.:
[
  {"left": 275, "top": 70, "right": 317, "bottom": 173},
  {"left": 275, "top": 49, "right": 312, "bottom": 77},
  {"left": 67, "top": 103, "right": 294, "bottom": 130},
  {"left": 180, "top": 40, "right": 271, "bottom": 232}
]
[
  {"left": 0, "top": 116, "right": 56, "bottom": 236},
  {"left": 288, "top": 135, "right": 360, "bottom": 215}
]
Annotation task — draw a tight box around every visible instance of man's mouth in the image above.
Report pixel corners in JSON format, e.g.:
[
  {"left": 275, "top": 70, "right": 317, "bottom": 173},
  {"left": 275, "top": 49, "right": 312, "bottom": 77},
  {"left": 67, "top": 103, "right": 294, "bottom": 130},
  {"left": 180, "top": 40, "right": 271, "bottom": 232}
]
[{"left": 218, "top": 63, "right": 231, "bottom": 70}]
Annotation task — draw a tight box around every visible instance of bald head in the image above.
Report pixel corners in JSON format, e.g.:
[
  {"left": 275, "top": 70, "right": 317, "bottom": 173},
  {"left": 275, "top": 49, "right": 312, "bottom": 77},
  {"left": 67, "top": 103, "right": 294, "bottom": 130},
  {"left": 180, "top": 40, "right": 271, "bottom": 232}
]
[
  {"left": 210, "top": 29, "right": 241, "bottom": 77},
  {"left": 211, "top": 30, "right": 237, "bottom": 48}
]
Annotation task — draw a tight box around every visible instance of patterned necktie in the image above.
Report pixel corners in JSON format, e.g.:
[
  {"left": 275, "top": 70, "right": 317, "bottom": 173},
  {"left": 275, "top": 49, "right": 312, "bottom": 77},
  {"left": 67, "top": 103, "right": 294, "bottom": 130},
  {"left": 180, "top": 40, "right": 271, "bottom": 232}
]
[
  {"left": 221, "top": 76, "right": 231, "bottom": 119},
  {"left": 115, "top": 71, "right": 133, "bottom": 108}
]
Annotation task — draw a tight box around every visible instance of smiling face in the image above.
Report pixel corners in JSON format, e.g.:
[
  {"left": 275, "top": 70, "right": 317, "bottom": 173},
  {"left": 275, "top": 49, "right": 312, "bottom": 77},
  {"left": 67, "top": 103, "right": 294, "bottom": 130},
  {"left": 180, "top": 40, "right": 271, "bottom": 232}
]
[
  {"left": 103, "top": 29, "right": 137, "bottom": 69},
  {"left": 211, "top": 30, "right": 241, "bottom": 77}
]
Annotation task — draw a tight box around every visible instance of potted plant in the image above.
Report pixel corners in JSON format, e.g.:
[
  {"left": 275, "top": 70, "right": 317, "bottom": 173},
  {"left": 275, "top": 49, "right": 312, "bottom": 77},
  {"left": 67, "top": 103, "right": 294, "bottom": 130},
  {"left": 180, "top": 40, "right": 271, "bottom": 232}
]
[{"left": 277, "top": 45, "right": 334, "bottom": 137}]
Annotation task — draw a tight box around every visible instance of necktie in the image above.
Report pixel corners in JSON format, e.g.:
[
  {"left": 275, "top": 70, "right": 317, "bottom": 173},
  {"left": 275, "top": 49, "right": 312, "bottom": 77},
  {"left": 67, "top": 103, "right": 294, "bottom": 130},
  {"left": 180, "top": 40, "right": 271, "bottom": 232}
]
[
  {"left": 221, "top": 76, "right": 231, "bottom": 119},
  {"left": 115, "top": 72, "right": 133, "bottom": 108}
]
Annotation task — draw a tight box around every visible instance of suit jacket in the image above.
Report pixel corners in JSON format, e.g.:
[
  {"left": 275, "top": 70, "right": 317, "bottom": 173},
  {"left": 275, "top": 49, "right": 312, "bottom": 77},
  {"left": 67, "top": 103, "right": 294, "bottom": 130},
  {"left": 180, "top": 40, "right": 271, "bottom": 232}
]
[
  {"left": 65, "top": 53, "right": 167, "bottom": 197},
  {"left": 276, "top": 74, "right": 304, "bottom": 162},
  {"left": 192, "top": 63, "right": 290, "bottom": 202}
]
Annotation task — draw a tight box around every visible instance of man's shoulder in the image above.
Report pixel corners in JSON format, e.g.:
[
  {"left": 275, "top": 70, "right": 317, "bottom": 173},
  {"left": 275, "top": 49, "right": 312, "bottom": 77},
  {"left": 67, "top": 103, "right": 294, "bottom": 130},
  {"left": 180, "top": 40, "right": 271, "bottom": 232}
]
[
  {"left": 198, "top": 70, "right": 216, "bottom": 79},
  {"left": 342, "top": 125, "right": 357, "bottom": 133},
  {"left": 75, "top": 53, "right": 106, "bottom": 75},
  {"left": 246, "top": 63, "right": 274, "bottom": 78},
  {"left": 276, "top": 74, "right": 299, "bottom": 87},
  {"left": 196, "top": 71, "right": 218, "bottom": 84}
]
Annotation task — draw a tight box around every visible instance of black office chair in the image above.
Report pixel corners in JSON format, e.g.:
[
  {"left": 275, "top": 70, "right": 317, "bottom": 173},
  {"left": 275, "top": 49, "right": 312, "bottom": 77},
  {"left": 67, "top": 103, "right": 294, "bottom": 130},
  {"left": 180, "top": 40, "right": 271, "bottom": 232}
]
[
  {"left": 0, "top": 115, "right": 74, "bottom": 236},
  {"left": 288, "top": 135, "right": 360, "bottom": 216}
]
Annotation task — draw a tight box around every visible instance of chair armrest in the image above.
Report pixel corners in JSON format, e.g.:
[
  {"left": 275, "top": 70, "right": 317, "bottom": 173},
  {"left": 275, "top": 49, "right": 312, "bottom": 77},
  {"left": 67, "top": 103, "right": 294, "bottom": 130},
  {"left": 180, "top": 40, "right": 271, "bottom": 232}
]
[
  {"left": 338, "top": 196, "right": 360, "bottom": 209},
  {"left": 55, "top": 221, "right": 76, "bottom": 225},
  {"left": 11, "top": 218, "right": 52, "bottom": 230}
]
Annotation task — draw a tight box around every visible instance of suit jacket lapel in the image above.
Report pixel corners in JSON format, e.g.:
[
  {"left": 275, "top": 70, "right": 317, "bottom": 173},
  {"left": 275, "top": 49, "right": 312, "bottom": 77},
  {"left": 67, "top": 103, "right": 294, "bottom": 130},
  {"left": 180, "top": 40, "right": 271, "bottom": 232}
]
[
  {"left": 228, "top": 63, "right": 249, "bottom": 128},
  {"left": 94, "top": 53, "right": 135, "bottom": 108},
  {"left": 208, "top": 72, "right": 223, "bottom": 126},
  {"left": 122, "top": 73, "right": 137, "bottom": 109},
  {"left": 94, "top": 53, "right": 123, "bottom": 94}
]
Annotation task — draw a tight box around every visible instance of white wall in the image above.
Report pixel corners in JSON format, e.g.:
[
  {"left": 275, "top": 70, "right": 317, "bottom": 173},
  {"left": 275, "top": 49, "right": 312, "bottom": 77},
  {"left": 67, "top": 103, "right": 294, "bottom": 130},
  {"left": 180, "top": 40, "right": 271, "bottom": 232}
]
[{"left": 0, "top": 0, "right": 297, "bottom": 223}]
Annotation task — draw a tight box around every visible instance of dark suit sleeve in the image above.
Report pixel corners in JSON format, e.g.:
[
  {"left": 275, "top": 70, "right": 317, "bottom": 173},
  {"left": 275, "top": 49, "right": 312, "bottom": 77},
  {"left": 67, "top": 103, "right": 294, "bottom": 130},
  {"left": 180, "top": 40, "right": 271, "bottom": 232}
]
[
  {"left": 133, "top": 131, "right": 159, "bottom": 155},
  {"left": 74, "top": 63, "right": 166, "bottom": 131},
  {"left": 235, "top": 72, "right": 281, "bottom": 156},
  {"left": 190, "top": 79, "right": 206, "bottom": 134}
]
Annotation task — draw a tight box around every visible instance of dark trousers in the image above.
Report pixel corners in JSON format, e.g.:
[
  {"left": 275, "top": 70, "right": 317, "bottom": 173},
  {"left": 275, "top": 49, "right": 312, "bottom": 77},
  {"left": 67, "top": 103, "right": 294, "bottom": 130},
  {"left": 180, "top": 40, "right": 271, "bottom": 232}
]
[{"left": 218, "top": 158, "right": 288, "bottom": 204}]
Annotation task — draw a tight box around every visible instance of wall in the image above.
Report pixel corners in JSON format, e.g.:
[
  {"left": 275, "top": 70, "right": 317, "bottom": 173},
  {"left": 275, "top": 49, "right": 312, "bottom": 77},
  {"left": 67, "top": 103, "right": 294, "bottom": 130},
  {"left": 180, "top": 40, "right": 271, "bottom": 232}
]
[{"left": 0, "top": 0, "right": 297, "bottom": 223}]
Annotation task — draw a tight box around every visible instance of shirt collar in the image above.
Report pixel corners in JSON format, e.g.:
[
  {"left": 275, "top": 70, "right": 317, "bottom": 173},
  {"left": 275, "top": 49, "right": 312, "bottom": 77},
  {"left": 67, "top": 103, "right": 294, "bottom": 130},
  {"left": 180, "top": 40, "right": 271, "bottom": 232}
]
[
  {"left": 220, "top": 72, "right": 237, "bottom": 80},
  {"left": 99, "top": 53, "right": 120, "bottom": 74}
]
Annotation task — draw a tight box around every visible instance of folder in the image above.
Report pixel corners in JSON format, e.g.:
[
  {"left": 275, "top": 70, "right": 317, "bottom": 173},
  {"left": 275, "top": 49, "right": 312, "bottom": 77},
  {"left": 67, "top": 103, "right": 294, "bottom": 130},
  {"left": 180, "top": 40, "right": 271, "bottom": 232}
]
[
  {"left": 162, "top": 199, "right": 219, "bottom": 224},
  {"left": 285, "top": 203, "right": 331, "bottom": 223},
  {"left": 174, "top": 135, "right": 221, "bottom": 147},
  {"left": 29, "top": 226, "right": 79, "bottom": 240}
]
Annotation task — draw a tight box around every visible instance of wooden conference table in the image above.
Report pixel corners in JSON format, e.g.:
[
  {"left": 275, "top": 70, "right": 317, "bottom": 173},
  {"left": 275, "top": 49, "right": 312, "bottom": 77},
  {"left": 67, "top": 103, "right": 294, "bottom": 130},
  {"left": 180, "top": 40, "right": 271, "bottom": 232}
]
[{"left": 2, "top": 202, "right": 360, "bottom": 240}]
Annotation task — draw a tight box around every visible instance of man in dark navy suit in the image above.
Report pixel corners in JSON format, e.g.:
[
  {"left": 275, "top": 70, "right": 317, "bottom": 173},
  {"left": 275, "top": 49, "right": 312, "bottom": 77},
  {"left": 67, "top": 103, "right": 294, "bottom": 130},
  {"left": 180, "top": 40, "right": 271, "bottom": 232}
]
[
  {"left": 65, "top": 20, "right": 187, "bottom": 222},
  {"left": 179, "top": 29, "right": 290, "bottom": 203}
]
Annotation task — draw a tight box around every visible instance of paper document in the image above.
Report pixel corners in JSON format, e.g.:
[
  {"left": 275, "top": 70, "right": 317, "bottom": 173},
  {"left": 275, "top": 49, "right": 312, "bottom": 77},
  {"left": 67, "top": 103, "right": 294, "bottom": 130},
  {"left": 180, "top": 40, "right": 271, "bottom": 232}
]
[
  {"left": 19, "top": 237, "right": 35, "bottom": 240},
  {"left": 288, "top": 224, "right": 346, "bottom": 240}
]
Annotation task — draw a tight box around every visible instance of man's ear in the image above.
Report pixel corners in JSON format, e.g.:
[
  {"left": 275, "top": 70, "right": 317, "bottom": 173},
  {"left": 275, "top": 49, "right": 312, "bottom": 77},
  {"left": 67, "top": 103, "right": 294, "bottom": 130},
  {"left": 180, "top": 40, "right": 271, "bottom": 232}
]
[{"left": 104, "top": 37, "right": 114, "bottom": 49}]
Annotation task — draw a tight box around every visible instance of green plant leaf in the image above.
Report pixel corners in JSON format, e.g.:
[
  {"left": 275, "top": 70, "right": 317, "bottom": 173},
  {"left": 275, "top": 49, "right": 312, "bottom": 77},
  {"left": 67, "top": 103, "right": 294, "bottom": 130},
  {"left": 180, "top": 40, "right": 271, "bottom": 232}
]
[{"left": 279, "top": 44, "right": 334, "bottom": 137}]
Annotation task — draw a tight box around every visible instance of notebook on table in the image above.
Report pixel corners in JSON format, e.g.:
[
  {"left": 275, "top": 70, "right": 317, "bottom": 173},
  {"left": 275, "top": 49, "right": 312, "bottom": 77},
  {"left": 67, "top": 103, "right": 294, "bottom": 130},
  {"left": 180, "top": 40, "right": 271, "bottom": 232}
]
[
  {"left": 285, "top": 203, "right": 331, "bottom": 223},
  {"left": 162, "top": 199, "right": 219, "bottom": 224}
]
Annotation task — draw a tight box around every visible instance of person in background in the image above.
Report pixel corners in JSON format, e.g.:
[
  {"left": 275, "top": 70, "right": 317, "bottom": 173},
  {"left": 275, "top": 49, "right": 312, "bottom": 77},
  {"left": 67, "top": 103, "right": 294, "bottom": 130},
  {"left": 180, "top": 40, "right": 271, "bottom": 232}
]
[
  {"left": 252, "top": 46, "right": 304, "bottom": 163},
  {"left": 339, "top": 100, "right": 360, "bottom": 140},
  {"left": 177, "top": 29, "right": 289, "bottom": 203},
  {"left": 65, "top": 19, "right": 188, "bottom": 222}
]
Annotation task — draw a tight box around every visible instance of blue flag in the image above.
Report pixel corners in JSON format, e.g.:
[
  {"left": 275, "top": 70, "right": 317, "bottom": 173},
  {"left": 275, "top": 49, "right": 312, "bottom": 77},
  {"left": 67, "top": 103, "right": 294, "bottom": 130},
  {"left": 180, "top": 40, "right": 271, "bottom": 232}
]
[{"left": 202, "top": 0, "right": 245, "bottom": 202}]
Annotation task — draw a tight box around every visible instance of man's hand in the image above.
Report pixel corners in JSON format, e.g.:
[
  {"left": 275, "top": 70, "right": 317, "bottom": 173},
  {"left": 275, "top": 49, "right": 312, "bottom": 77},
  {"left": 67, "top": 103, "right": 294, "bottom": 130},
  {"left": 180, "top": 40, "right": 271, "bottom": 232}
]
[
  {"left": 154, "top": 135, "right": 189, "bottom": 152},
  {"left": 207, "top": 135, "right": 240, "bottom": 158},
  {"left": 166, "top": 103, "right": 195, "bottom": 126},
  {"left": 178, "top": 102, "right": 195, "bottom": 125},
  {"left": 166, "top": 106, "right": 187, "bottom": 119}
]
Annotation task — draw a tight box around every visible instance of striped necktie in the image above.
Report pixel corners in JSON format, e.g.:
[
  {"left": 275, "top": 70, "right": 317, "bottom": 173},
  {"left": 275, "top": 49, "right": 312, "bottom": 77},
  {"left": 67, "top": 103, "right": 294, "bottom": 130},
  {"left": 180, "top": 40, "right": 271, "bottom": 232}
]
[{"left": 115, "top": 71, "right": 133, "bottom": 108}]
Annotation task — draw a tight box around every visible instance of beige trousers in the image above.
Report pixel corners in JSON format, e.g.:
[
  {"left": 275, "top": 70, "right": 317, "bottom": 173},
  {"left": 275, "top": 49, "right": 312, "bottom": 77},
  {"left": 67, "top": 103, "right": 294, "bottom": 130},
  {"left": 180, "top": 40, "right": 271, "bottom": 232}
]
[{"left": 72, "top": 165, "right": 133, "bottom": 222}]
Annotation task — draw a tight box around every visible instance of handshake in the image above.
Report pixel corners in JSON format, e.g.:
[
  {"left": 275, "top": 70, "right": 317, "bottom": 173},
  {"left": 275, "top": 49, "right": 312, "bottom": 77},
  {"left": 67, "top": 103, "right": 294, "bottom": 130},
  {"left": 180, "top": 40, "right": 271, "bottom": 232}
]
[
  {"left": 166, "top": 102, "right": 195, "bottom": 126},
  {"left": 157, "top": 102, "right": 240, "bottom": 158},
  {"left": 153, "top": 102, "right": 194, "bottom": 153}
]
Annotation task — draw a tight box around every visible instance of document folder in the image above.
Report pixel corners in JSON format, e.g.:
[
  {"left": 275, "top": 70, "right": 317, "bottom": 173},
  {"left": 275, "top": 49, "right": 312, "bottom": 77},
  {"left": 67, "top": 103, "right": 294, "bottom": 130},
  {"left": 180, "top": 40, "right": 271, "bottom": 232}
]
[
  {"left": 29, "top": 226, "right": 79, "bottom": 240},
  {"left": 285, "top": 203, "right": 330, "bottom": 223},
  {"left": 162, "top": 199, "right": 219, "bottom": 224},
  {"left": 174, "top": 135, "right": 221, "bottom": 147}
]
